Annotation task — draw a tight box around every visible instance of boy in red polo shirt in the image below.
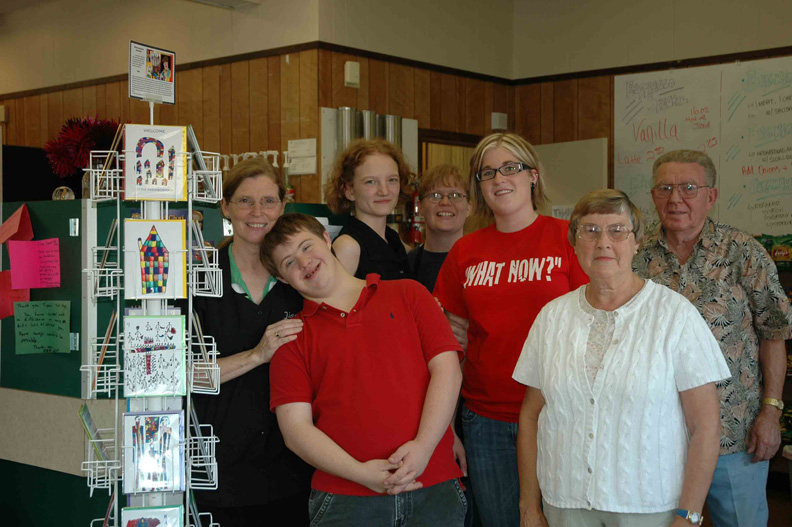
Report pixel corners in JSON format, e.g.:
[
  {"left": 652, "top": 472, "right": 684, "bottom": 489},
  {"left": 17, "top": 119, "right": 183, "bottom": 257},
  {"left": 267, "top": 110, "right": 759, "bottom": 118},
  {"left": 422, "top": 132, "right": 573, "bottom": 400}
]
[{"left": 261, "top": 213, "right": 465, "bottom": 526}]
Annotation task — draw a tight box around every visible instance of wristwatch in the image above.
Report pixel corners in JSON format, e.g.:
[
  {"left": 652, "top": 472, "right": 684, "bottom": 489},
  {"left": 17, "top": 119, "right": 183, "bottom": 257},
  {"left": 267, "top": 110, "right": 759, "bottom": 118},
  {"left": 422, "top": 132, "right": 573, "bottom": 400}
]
[
  {"left": 763, "top": 398, "right": 784, "bottom": 411},
  {"left": 676, "top": 509, "right": 703, "bottom": 525}
]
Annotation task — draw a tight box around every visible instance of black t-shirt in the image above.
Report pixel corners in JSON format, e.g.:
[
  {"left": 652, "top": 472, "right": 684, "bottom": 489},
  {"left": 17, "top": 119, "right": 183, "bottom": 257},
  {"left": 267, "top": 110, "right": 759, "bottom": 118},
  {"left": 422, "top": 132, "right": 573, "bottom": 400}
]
[
  {"left": 192, "top": 246, "right": 312, "bottom": 508},
  {"left": 408, "top": 244, "right": 449, "bottom": 292},
  {"left": 336, "top": 216, "right": 412, "bottom": 280}
]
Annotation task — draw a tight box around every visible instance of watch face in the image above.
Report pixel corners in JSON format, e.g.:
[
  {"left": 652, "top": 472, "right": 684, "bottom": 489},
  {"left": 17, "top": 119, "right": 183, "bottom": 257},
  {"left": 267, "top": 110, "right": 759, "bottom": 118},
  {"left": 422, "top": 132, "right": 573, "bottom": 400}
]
[{"left": 689, "top": 512, "right": 702, "bottom": 523}]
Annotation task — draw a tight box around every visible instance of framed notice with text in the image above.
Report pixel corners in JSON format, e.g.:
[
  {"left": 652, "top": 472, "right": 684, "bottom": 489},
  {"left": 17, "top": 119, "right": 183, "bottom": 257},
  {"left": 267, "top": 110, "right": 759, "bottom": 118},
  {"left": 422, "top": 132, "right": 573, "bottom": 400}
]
[{"left": 129, "top": 40, "right": 176, "bottom": 105}]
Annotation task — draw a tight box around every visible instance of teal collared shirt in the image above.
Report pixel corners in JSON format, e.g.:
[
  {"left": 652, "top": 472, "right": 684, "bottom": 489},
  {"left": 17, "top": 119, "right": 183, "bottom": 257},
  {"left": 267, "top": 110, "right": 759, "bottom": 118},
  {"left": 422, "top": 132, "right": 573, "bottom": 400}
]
[{"left": 228, "top": 242, "right": 276, "bottom": 303}]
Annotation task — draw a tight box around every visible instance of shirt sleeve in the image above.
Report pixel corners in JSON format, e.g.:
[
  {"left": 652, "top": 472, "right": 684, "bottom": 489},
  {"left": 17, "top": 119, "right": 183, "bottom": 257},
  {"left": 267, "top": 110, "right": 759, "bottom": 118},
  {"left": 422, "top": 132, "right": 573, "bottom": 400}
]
[
  {"left": 408, "top": 281, "right": 464, "bottom": 363},
  {"left": 269, "top": 337, "right": 313, "bottom": 411},
  {"left": 432, "top": 242, "right": 469, "bottom": 320},
  {"left": 741, "top": 236, "right": 792, "bottom": 341},
  {"left": 672, "top": 301, "right": 732, "bottom": 392},
  {"left": 512, "top": 306, "right": 547, "bottom": 389}
]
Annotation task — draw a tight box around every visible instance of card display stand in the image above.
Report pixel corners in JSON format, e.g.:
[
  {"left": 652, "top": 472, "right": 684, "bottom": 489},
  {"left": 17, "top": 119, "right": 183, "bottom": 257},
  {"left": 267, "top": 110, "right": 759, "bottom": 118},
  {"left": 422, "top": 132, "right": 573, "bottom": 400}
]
[{"left": 80, "top": 122, "right": 223, "bottom": 526}]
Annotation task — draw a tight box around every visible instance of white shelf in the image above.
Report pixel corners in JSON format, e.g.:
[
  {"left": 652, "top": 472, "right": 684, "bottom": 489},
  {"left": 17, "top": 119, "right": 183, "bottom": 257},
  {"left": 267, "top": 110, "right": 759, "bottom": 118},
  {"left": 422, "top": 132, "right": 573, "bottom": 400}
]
[
  {"left": 80, "top": 336, "right": 121, "bottom": 399},
  {"left": 190, "top": 334, "right": 220, "bottom": 395},
  {"left": 81, "top": 427, "right": 121, "bottom": 493},
  {"left": 187, "top": 423, "right": 219, "bottom": 490}
]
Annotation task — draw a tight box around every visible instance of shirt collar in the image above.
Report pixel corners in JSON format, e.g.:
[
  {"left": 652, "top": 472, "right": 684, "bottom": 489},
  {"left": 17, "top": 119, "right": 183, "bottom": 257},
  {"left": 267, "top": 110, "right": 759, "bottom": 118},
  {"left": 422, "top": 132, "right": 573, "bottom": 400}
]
[
  {"left": 301, "top": 273, "right": 381, "bottom": 316},
  {"left": 647, "top": 216, "right": 715, "bottom": 252}
]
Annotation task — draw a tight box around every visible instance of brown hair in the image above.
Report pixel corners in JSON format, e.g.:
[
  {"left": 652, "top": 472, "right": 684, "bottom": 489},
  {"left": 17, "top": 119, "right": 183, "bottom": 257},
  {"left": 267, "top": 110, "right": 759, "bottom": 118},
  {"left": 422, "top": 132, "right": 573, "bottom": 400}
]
[
  {"left": 418, "top": 164, "right": 469, "bottom": 198},
  {"left": 468, "top": 132, "right": 548, "bottom": 217},
  {"left": 260, "top": 213, "right": 328, "bottom": 277},
  {"left": 324, "top": 139, "right": 411, "bottom": 214},
  {"left": 219, "top": 158, "right": 285, "bottom": 249},
  {"left": 567, "top": 189, "right": 645, "bottom": 246}
]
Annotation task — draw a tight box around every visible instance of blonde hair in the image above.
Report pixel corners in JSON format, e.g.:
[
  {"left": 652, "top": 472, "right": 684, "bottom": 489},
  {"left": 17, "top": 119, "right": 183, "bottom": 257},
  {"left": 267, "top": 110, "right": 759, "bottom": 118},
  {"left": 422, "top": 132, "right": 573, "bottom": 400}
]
[
  {"left": 324, "top": 139, "right": 411, "bottom": 214},
  {"left": 468, "top": 133, "right": 548, "bottom": 217},
  {"left": 418, "top": 164, "right": 469, "bottom": 197}
]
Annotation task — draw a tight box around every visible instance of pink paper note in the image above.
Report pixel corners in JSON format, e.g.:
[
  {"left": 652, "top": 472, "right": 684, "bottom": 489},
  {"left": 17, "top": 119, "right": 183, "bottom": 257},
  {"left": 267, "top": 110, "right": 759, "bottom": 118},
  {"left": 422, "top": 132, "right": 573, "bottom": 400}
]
[
  {"left": 8, "top": 238, "right": 61, "bottom": 289},
  {"left": 0, "top": 270, "right": 30, "bottom": 319},
  {"left": 0, "top": 204, "right": 34, "bottom": 245}
]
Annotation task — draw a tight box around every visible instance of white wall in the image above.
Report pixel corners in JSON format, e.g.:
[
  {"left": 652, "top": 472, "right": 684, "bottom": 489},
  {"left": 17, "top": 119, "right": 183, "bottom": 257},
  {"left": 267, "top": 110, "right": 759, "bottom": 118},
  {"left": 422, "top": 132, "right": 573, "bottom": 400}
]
[
  {"left": 319, "top": 0, "right": 514, "bottom": 78},
  {"left": 512, "top": 0, "right": 792, "bottom": 78},
  {"left": 3, "top": 0, "right": 792, "bottom": 96},
  {"left": 0, "top": 0, "right": 319, "bottom": 94}
]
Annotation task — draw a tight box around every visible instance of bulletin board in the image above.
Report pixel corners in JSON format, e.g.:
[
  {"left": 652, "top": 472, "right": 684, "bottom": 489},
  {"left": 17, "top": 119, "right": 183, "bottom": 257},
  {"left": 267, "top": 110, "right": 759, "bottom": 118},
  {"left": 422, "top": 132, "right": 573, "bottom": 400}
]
[{"left": 1, "top": 200, "right": 83, "bottom": 397}]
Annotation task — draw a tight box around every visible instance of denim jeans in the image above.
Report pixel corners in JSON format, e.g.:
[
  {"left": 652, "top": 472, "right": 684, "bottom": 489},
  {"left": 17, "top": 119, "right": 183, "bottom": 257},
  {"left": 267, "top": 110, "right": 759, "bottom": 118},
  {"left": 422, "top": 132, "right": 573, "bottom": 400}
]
[
  {"left": 543, "top": 500, "right": 675, "bottom": 527},
  {"left": 706, "top": 451, "right": 769, "bottom": 527},
  {"left": 308, "top": 479, "right": 466, "bottom": 527},
  {"left": 461, "top": 405, "right": 520, "bottom": 527}
]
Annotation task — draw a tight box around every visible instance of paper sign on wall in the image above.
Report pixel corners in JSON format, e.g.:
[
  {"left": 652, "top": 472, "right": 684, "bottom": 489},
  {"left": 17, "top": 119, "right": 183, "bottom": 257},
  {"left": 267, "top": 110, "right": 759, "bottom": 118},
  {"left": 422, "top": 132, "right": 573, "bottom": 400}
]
[
  {"left": 0, "top": 271, "right": 29, "bottom": 319},
  {"left": 14, "top": 300, "right": 71, "bottom": 354},
  {"left": 8, "top": 238, "right": 61, "bottom": 289},
  {"left": 0, "top": 204, "right": 33, "bottom": 244}
]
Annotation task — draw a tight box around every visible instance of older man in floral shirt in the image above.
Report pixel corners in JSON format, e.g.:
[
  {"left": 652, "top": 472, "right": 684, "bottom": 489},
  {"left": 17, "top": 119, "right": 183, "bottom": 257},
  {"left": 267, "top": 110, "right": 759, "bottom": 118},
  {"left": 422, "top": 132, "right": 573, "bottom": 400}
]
[{"left": 634, "top": 149, "right": 791, "bottom": 527}]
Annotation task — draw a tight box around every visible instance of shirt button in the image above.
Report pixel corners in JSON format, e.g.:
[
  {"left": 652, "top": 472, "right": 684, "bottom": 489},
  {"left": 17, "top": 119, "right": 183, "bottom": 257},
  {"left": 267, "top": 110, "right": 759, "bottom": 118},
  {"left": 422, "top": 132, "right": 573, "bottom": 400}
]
[
  {"left": 340, "top": 313, "right": 346, "bottom": 318},
  {"left": 588, "top": 467, "right": 592, "bottom": 474},
  {"left": 612, "top": 339, "right": 619, "bottom": 345},
  {"left": 590, "top": 398, "right": 595, "bottom": 405},
  {"left": 257, "top": 311, "right": 263, "bottom": 315},
  {"left": 589, "top": 433, "right": 594, "bottom": 439}
]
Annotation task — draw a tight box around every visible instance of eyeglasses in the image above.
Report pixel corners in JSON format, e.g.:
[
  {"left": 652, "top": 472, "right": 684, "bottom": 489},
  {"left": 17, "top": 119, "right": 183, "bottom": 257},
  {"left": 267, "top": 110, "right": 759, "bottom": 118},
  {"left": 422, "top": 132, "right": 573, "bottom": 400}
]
[
  {"left": 576, "top": 223, "right": 634, "bottom": 242},
  {"left": 230, "top": 196, "right": 282, "bottom": 209},
  {"left": 421, "top": 191, "right": 468, "bottom": 203},
  {"left": 651, "top": 183, "right": 710, "bottom": 199},
  {"left": 475, "top": 162, "right": 533, "bottom": 182}
]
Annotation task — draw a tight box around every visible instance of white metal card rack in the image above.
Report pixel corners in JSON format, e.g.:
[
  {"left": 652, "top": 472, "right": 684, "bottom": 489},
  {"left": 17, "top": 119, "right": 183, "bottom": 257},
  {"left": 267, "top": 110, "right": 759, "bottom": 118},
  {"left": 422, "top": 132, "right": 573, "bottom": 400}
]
[{"left": 80, "top": 115, "right": 224, "bottom": 526}]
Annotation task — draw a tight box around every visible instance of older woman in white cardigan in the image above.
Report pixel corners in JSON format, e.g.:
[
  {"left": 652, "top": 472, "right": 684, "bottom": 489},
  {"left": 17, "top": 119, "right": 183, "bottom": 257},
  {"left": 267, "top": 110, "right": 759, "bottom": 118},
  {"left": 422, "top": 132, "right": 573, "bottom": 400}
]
[{"left": 513, "top": 189, "right": 730, "bottom": 527}]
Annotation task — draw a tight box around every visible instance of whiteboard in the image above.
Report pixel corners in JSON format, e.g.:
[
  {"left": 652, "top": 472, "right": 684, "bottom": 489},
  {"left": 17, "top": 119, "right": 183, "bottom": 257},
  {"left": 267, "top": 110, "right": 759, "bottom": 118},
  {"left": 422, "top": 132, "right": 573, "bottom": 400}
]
[{"left": 614, "top": 56, "right": 792, "bottom": 235}]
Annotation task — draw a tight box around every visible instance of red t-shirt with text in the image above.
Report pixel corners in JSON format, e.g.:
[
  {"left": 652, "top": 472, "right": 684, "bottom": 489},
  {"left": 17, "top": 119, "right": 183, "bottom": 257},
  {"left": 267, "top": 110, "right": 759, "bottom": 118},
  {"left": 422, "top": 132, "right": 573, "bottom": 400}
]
[{"left": 433, "top": 215, "right": 588, "bottom": 422}]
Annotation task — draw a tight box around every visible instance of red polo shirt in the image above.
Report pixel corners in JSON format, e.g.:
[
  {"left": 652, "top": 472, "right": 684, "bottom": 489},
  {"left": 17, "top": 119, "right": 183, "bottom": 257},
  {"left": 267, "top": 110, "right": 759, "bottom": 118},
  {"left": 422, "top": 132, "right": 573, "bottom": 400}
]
[{"left": 270, "top": 275, "right": 464, "bottom": 496}]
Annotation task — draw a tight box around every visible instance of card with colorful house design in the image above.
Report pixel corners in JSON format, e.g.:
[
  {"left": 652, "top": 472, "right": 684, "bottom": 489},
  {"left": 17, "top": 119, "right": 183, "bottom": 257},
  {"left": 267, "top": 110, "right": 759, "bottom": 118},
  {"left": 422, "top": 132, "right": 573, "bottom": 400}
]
[
  {"left": 123, "top": 315, "right": 186, "bottom": 397},
  {"left": 124, "top": 124, "right": 187, "bottom": 201},
  {"left": 121, "top": 504, "right": 183, "bottom": 527},
  {"left": 124, "top": 219, "right": 186, "bottom": 299}
]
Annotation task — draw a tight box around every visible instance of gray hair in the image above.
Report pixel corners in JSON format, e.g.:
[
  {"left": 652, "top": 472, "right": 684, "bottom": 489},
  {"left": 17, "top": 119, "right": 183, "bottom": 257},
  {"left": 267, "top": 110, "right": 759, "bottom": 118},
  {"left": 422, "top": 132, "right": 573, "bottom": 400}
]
[
  {"left": 568, "top": 189, "right": 645, "bottom": 246},
  {"left": 652, "top": 149, "right": 717, "bottom": 187}
]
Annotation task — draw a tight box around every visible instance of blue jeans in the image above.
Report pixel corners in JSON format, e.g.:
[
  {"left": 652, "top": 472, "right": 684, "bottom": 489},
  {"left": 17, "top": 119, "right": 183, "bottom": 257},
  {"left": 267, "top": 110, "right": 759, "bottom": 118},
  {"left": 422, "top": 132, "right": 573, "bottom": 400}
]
[
  {"left": 461, "top": 405, "right": 520, "bottom": 527},
  {"left": 308, "top": 479, "right": 466, "bottom": 527},
  {"left": 706, "top": 451, "right": 769, "bottom": 527}
]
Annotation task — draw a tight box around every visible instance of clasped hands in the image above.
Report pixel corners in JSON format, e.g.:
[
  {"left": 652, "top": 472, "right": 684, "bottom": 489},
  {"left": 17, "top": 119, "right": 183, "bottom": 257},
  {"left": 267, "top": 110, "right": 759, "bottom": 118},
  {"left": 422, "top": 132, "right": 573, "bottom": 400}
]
[{"left": 357, "top": 439, "right": 433, "bottom": 495}]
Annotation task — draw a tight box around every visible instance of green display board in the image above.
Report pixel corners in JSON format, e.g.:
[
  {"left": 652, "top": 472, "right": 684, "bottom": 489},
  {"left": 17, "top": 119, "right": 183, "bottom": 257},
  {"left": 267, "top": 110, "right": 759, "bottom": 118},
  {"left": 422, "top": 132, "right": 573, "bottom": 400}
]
[{"left": 1, "top": 200, "right": 83, "bottom": 397}]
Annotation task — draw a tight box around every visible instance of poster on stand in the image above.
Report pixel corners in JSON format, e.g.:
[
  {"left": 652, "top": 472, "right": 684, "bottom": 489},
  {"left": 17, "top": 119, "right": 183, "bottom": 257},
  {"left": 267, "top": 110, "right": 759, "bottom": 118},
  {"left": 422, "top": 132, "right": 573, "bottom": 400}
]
[
  {"left": 123, "top": 219, "right": 186, "bottom": 300},
  {"left": 124, "top": 124, "right": 187, "bottom": 201},
  {"left": 122, "top": 411, "right": 185, "bottom": 494},
  {"left": 123, "top": 315, "right": 186, "bottom": 397},
  {"left": 129, "top": 41, "right": 175, "bottom": 104}
]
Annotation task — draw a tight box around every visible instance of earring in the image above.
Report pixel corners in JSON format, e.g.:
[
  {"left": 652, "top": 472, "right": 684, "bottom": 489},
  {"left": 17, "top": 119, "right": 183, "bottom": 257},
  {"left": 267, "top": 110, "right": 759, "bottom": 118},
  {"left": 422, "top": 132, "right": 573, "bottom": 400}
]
[{"left": 531, "top": 182, "right": 535, "bottom": 190}]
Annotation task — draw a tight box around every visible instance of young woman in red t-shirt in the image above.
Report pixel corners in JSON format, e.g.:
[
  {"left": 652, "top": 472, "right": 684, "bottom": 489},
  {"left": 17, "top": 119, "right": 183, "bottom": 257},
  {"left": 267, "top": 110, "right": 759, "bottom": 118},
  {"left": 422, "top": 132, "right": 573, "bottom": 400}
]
[{"left": 433, "top": 133, "right": 589, "bottom": 527}]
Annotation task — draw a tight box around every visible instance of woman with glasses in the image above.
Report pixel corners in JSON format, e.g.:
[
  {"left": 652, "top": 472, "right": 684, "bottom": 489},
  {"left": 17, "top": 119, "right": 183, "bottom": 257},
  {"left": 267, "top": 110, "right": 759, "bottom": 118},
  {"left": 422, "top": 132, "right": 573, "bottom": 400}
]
[
  {"left": 409, "top": 164, "right": 471, "bottom": 291},
  {"left": 192, "top": 158, "right": 312, "bottom": 526},
  {"left": 433, "top": 132, "right": 588, "bottom": 527},
  {"left": 325, "top": 138, "right": 413, "bottom": 280},
  {"left": 513, "top": 189, "right": 729, "bottom": 527}
]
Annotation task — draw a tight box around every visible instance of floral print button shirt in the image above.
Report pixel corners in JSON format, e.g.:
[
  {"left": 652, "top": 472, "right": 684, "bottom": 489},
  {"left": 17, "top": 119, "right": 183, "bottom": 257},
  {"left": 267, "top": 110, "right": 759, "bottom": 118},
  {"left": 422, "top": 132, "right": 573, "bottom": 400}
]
[{"left": 634, "top": 217, "right": 792, "bottom": 454}]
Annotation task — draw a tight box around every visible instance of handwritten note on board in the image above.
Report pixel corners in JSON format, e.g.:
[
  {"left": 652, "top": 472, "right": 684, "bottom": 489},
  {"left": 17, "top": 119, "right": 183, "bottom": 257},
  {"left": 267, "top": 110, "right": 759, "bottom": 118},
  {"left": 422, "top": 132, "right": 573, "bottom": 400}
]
[
  {"left": 0, "top": 204, "right": 34, "bottom": 244},
  {"left": 14, "top": 301, "right": 70, "bottom": 354},
  {"left": 0, "top": 271, "right": 30, "bottom": 319},
  {"left": 8, "top": 238, "right": 61, "bottom": 289}
]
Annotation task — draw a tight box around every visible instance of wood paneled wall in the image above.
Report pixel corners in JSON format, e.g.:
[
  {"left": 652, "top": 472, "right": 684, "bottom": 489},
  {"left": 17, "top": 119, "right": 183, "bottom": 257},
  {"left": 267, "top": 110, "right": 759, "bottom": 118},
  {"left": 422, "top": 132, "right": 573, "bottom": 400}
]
[{"left": 0, "top": 46, "right": 615, "bottom": 201}]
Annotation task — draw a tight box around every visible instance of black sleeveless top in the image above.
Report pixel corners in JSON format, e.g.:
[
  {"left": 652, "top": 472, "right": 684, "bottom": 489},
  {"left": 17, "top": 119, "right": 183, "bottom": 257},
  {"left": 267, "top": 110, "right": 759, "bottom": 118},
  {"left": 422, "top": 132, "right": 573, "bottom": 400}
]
[{"left": 336, "top": 216, "right": 412, "bottom": 280}]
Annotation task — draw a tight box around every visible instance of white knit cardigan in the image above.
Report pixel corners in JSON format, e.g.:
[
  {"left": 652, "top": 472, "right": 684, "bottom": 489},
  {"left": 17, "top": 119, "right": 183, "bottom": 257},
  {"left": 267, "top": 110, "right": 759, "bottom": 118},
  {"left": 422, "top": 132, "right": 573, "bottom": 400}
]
[{"left": 513, "top": 280, "right": 730, "bottom": 513}]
